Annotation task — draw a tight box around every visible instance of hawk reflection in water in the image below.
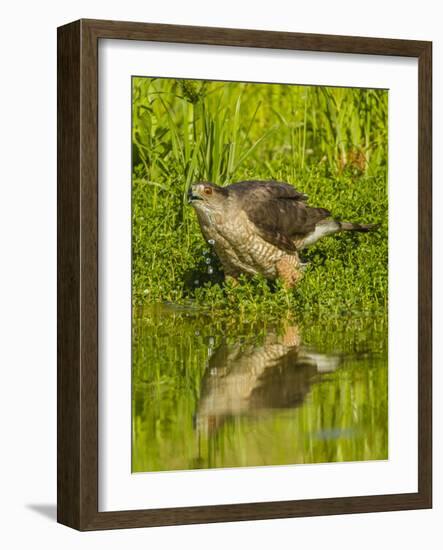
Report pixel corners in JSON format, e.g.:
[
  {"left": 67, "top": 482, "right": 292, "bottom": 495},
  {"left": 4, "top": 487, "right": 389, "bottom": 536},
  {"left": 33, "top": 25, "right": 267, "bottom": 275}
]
[
  {"left": 195, "top": 324, "right": 340, "bottom": 436},
  {"left": 189, "top": 180, "right": 378, "bottom": 287}
]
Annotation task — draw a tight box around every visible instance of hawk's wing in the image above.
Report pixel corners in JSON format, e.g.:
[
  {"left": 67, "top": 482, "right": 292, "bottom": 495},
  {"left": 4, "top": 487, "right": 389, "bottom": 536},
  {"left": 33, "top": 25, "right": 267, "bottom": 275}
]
[
  {"left": 227, "top": 180, "right": 330, "bottom": 253},
  {"left": 227, "top": 180, "right": 308, "bottom": 202}
]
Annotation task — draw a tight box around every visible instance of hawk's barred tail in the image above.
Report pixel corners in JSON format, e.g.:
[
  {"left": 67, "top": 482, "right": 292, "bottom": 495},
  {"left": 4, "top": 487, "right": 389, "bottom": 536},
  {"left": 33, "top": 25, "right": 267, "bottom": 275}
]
[
  {"left": 300, "top": 219, "right": 379, "bottom": 248},
  {"left": 338, "top": 221, "right": 380, "bottom": 232}
]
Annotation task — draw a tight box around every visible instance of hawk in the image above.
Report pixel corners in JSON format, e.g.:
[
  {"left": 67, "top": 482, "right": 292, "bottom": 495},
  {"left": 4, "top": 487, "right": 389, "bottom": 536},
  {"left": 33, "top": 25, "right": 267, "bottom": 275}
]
[{"left": 188, "top": 180, "right": 378, "bottom": 288}]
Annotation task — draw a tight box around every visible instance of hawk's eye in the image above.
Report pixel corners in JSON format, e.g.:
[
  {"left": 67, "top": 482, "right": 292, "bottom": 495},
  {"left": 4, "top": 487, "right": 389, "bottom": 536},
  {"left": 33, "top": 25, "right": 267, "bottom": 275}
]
[{"left": 203, "top": 187, "right": 213, "bottom": 195}]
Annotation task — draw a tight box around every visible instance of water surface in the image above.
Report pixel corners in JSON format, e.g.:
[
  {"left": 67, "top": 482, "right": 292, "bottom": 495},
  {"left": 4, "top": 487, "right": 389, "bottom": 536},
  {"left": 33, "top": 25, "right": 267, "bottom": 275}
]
[{"left": 132, "top": 305, "right": 388, "bottom": 472}]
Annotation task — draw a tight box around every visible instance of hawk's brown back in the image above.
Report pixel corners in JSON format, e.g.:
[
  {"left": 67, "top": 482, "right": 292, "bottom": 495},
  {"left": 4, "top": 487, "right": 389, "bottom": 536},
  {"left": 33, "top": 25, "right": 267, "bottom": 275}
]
[{"left": 226, "top": 180, "right": 331, "bottom": 252}]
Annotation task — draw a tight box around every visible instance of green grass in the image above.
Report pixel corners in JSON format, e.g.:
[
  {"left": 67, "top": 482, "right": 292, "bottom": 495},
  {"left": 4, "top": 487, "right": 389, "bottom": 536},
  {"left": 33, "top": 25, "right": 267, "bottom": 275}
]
[{"left": 132, "top": 77, "right": 388, "bottom": 318}]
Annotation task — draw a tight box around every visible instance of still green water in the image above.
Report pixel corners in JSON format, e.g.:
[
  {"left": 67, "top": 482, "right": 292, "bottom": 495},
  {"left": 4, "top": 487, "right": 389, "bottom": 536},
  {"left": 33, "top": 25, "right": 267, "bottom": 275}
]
[{"left": 132, "top": 305, "right": 388, "bottom": 472}]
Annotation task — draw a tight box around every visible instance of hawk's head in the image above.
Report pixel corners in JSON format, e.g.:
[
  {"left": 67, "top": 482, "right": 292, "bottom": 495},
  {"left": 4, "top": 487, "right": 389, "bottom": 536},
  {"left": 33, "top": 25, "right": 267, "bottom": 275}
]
[{"left": 188, "top": 182, "right": 229, "bottom": 213}]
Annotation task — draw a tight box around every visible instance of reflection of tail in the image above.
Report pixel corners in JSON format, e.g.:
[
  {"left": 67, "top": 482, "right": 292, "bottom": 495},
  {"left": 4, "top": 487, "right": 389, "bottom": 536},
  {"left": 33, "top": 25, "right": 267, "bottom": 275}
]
[{"left": 303, "top": 352, "right": 340, "bottom": 373}]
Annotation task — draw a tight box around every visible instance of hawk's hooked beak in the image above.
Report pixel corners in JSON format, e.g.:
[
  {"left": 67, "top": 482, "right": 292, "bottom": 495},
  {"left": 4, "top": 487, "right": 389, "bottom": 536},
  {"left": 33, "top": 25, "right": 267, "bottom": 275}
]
[{"left": 187, "top": 186, "right": 202, "bottom": 203}]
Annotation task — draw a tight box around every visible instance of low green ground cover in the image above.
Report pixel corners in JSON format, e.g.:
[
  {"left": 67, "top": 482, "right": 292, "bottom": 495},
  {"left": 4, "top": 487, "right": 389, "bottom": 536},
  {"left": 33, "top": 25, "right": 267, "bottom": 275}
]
[{"left": 132, "top": 77, "right": 388, "bottom": 318}]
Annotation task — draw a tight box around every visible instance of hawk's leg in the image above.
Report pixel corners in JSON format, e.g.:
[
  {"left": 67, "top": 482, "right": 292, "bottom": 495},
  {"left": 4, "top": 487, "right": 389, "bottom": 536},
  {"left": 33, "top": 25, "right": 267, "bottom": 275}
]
[{"left": 276, "top": 255, "right": 303, "bottom": 289}]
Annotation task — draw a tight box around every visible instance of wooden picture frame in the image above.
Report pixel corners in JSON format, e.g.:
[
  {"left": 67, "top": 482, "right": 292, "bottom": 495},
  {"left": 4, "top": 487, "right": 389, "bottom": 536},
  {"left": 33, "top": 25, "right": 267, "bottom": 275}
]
[{"left": 57, "top": 18, "right": 432, "bottom": 530}]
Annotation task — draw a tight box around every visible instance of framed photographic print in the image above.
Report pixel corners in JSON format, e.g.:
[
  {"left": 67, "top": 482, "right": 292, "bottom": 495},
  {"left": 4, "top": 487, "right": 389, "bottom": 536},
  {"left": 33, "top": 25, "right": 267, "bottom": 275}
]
[{"left": 57, "top": 19, "right": 432, "bottom": 530}]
